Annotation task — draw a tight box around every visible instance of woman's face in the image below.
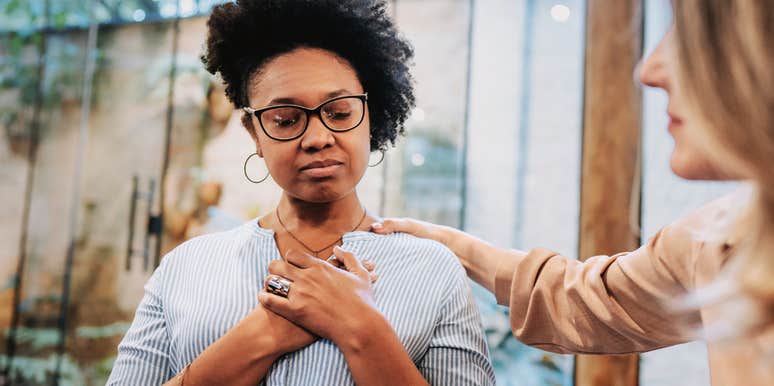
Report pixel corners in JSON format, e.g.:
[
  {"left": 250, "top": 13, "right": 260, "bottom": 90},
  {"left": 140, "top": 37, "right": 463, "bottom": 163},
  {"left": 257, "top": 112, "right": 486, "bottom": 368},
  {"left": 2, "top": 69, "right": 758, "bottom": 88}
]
[
  {"left": 246, "top": 48, "right": 371, "bottom": 203},
  {"left": 638, "top": 27, "right": 735, "bottom": 180}
]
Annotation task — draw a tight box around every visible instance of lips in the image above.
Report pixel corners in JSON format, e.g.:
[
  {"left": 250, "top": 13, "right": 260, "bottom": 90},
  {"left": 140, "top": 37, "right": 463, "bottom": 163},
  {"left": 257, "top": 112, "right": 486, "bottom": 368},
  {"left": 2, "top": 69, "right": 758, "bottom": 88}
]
[
  {"left": 667, "top": 108, "right": 683, "bottom": 133},
  {"left": 300, "top": 159, "right": 344, "bottom": 171},
  {"left": 668, "top": 112, "right": 683, "bottom": 123},
  {"left": 299, "top": 159, "right": 344, "bottom": 178}
]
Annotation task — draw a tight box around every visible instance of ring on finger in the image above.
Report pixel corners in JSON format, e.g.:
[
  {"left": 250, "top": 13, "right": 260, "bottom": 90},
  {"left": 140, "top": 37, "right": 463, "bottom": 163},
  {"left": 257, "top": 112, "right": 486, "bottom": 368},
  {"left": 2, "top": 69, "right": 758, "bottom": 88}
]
[{"left": 266, "top": 275, "right": 292, "bottom": 298}]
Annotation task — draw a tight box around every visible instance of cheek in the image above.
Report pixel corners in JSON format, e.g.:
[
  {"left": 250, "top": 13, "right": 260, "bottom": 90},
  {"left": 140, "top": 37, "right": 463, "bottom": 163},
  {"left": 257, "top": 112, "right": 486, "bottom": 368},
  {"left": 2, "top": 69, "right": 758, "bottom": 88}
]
[
  {"left": 261, "top": 145, "right": 295, "bottom": 179},
  {"left": 346, "top": 128, "right": 372, "bottom": 174}
]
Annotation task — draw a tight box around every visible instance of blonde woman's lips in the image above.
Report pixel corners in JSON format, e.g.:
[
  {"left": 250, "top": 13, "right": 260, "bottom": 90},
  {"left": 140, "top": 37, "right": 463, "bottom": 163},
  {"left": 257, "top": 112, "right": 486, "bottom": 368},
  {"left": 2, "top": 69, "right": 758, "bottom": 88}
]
[
  {"left": 668, "top": 116, "right": 683, "bottom": 133},
  {"left": 667, "top": 109, "right": 683, "bottom": 133}
]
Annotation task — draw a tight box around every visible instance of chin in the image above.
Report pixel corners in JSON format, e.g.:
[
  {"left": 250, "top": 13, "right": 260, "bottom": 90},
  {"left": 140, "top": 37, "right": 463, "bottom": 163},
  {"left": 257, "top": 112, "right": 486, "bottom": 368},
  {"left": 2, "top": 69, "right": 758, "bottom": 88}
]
[
  {"left": 670, "top": 160, "right": 707, "bottom": 180},
  {"left": 293, "top": 182, "right": 350, "bottom": 203},
  {"left": 669, "top": 151, "right": 728, "bottom": 181}
]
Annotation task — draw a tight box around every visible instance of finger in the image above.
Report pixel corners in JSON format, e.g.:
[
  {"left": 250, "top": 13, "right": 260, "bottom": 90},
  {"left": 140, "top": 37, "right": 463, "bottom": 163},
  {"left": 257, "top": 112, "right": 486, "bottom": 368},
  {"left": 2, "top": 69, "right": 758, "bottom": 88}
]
[
  {"left": 336, "top": 257, "right": 374, "bottom": 272},
  {"left": 326, "top": 255, "right": 345, "bottom": 269},
  {"left": 268, "top": 259, "right": 304, "bottom": 281},
  {"left": 332, "top": 246, "right": 368, "bottom": 279},
  {"left": 258, "top": 291, "right": 294, "bottom": 320},
  {"left": 284, "top": 249, "right": 320, "bottom": 269},
  {"left": 369, "top": 272, "right": 379, "bottom": 283},
  {"left": 369, "top": 220, "right": 390, "bottom": 234},
  {"left": 370, "top": 218, "right": 414, "bottom": 235}
]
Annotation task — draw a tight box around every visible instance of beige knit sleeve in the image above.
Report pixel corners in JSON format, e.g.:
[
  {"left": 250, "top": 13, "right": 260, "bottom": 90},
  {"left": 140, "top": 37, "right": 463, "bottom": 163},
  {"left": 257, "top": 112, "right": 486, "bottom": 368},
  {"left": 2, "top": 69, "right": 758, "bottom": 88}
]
[{"left": 492, "top": 219, "right": 705, "bottom": 354}]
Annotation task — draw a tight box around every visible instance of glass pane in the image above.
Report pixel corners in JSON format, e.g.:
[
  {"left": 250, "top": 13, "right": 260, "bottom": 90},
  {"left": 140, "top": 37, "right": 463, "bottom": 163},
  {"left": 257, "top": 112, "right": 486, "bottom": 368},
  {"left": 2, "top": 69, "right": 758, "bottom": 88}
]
[
  {"left": 462, "top": 0, "right": 583, "bottom": 384},
  {"left": 61, "top": 21, "right": 177, "bottom": 385},
  {"left": 8, "top": 29, "right": 88, "bottom": 385},
  {"left": 383, "top": 0, "right": 468, "bottom": 228},
  {"left": 0, "top": 31, "right": 43, "bottom": 376},
  {"left": 639, "top": 1, "right": 735, "bottom": 384}
]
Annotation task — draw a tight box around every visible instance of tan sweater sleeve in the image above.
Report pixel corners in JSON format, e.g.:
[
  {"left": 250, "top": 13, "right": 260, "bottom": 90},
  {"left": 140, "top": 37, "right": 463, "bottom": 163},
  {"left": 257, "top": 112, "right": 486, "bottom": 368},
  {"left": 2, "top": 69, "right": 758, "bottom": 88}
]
[{"left": 493, "top": 219, "right": 706, "bottom": 355}]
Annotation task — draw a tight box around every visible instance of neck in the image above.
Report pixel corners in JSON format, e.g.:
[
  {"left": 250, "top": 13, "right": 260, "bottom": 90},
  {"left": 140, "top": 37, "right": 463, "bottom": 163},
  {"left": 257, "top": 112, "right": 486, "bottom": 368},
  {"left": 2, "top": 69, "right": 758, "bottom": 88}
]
[{"left": 276, "top": 191, "right": 365, "bottom": 233}]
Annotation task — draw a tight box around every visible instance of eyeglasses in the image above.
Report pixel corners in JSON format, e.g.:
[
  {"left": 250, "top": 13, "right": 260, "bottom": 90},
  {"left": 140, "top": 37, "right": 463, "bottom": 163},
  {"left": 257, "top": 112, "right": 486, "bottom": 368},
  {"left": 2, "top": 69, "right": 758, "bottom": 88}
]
[{"left": 243, "top": 93, "right": 368, "bottom": 141}]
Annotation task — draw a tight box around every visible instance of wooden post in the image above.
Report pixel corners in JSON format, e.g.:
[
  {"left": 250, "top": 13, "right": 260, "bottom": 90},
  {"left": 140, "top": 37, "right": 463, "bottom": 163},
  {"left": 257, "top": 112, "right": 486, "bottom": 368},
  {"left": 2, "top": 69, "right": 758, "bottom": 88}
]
[{"left": 576, "top": 0, "right": 643, "bottom": 385}]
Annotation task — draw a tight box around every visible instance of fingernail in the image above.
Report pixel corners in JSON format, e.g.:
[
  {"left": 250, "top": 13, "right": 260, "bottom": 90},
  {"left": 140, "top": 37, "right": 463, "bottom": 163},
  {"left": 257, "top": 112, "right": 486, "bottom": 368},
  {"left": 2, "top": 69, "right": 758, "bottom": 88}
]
[{"left": 371, "top": 222, "right": 383, "bottom": 229}]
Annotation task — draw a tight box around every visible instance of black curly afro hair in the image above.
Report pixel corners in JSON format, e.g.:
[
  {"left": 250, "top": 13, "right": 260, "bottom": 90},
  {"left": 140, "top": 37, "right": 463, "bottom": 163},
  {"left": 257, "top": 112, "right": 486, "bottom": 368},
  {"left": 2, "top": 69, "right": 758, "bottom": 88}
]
[{"left": 201, "top": 0, "right": 415, "bottom": 152}]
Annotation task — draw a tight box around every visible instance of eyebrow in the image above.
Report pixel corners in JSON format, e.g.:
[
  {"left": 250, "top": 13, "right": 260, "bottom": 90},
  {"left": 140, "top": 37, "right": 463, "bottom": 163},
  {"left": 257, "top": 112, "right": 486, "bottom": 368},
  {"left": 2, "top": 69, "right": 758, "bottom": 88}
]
[{"left": 266, "top": 89, "right": 354, "bottom": 107}]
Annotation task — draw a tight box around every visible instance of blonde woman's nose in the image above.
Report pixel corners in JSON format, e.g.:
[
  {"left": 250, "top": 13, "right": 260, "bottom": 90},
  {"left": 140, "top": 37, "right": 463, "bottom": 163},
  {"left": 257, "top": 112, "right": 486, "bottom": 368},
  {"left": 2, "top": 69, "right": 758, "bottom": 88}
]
[{"left": 638, "top": 28, "right": 674, "bottom": 90}]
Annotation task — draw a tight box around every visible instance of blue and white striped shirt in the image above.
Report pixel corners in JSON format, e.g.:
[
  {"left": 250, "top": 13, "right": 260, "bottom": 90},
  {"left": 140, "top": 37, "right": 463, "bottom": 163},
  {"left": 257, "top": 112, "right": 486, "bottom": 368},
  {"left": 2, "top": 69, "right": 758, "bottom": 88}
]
[{"left": 108, "top": 219, "right": 495, "bottom": 385}]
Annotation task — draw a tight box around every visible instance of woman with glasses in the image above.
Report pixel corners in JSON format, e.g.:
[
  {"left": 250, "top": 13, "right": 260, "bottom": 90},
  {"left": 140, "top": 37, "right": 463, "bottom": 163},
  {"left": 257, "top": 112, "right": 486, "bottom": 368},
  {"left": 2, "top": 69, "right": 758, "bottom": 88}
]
[
  {"left": 107, "top": 1, "right": 494, "bottom": 385},
  {"left": 373, "top": 1, "right": 774, "bottom": 384}
]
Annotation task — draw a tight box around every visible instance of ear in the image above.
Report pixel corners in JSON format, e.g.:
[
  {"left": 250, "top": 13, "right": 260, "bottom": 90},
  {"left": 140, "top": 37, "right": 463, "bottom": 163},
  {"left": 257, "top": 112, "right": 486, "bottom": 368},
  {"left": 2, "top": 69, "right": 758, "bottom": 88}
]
[{"left": 242, "top": 113, "right": 264, "bottom": 157}]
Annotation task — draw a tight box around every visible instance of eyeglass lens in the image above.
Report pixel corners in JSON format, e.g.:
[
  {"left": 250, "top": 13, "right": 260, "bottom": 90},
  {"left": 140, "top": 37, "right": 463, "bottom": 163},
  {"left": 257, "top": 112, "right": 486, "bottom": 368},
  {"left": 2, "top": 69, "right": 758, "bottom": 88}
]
[{"left": 259, "top": 96, "right": 364, "bottom": 140}]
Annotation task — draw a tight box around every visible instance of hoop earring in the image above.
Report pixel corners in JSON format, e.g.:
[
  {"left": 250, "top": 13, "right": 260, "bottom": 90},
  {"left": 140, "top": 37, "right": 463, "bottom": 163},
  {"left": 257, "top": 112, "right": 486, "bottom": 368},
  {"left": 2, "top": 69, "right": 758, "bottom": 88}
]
[
  {"left": 368, "top": 150, "right": 386, "bottom": 167},
  {"left": 244, "top": 153, "right": 270, "bottom": 183}
]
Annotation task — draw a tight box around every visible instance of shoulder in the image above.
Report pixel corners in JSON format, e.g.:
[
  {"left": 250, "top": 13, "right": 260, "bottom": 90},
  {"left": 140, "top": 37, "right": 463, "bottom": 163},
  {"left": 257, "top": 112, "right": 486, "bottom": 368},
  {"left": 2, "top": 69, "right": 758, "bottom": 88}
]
[
  {"left": 374, "top": 231, "right": 466, "bottom": 278},
  {"left": 663, "top": 185, "right": 751, "bottom": 247},
  {"left": 647, "top": 186, "right": 751, "bottom": 281},
  {"left": 160, "top": 222, "right": 252, "bottom": 270}
]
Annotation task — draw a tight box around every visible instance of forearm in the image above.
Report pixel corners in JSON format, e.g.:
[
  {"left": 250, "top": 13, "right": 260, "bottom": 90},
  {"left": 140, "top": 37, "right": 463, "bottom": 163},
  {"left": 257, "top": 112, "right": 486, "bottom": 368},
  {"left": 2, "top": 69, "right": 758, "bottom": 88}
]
[
  {"left": 336, "top": 311, "right": 429, "bottom": 386},
  {"left": 439, "top": 226, "right": 526, "bottom": 293},
  {"left": 163, "top": 312, "right": 282, "bottom": 386}
]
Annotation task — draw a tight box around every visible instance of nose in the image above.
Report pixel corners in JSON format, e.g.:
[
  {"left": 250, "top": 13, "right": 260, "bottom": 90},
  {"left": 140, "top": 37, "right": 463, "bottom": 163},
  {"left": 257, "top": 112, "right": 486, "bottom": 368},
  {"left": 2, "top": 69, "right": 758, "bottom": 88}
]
[
  {"left": 638, "top": 30, "right": 671, "bottom": 90},
  {"left": 299, "top": 114, "right": 335, "bottom": 151}
]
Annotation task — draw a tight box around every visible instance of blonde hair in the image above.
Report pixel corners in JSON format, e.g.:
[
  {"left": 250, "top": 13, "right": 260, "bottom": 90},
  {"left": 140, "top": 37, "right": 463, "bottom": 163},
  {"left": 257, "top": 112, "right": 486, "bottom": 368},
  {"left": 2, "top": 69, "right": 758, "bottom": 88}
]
[{"left": 673, "top": 0, "right": 774, "bottom": 336}]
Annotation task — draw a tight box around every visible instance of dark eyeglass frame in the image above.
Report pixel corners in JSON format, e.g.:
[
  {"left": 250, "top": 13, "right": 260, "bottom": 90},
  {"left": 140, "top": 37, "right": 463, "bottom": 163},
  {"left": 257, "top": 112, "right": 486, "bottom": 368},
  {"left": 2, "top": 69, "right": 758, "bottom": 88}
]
[{"left": 242, "top": 93, "right": 368, "bottom": 141}]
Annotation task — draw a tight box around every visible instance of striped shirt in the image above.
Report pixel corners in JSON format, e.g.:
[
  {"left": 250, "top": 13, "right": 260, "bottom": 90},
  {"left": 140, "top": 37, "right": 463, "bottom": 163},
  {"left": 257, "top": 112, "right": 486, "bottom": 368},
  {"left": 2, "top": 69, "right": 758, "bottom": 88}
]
[{"left": 107, "top": 219, "right": 495, "bottom": 385}]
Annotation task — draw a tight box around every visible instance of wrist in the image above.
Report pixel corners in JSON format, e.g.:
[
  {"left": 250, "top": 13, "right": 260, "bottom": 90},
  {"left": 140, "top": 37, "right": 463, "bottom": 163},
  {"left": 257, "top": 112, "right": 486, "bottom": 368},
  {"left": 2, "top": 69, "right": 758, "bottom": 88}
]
[
  {"left": 333, "top": 307, "right": 391, "bottom": 355},
  {"left": 456, "top": 233, "right": 500, "bottom": 292},
  {"left": 244, "top": 310, "right": 289, "bottom": 359}
]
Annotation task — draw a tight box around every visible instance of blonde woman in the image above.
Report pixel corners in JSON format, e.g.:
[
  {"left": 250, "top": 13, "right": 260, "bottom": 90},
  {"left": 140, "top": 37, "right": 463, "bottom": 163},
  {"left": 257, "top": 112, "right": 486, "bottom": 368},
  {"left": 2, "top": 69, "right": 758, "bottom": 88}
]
[{"left": 372, "top": 1, "right": 774, "bottom": 385}]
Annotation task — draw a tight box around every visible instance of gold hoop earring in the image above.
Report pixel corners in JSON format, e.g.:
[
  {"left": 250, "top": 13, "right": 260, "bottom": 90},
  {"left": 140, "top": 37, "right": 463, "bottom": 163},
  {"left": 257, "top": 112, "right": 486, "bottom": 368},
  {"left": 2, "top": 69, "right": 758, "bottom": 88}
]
[
  {"left": 368, "top": 150, "right": 386, "bottom": 167},
  {"left": 244, "top": 153, "right": 270, "bottom": 183}
]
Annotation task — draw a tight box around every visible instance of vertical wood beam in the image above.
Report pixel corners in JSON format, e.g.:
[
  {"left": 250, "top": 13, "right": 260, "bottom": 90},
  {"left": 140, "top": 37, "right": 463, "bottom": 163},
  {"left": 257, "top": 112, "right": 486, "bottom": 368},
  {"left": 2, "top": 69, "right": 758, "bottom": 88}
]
[{"left": 576, "top": 0, "right": 643, "bottom": 385}]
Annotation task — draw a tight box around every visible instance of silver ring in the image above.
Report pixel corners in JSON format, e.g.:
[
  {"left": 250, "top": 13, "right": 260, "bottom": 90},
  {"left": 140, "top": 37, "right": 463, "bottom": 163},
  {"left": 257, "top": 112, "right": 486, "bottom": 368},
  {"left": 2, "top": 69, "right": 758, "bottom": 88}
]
[{"left": 266, "top": 276, "right": 292, "bottom": 298}]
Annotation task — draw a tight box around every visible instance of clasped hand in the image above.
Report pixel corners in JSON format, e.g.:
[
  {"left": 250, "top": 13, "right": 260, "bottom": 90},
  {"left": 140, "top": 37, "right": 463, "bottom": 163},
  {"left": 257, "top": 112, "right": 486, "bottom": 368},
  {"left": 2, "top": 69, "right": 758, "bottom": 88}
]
[{"left": 257, "top": 246, "right": 379, "bottom": 353}]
